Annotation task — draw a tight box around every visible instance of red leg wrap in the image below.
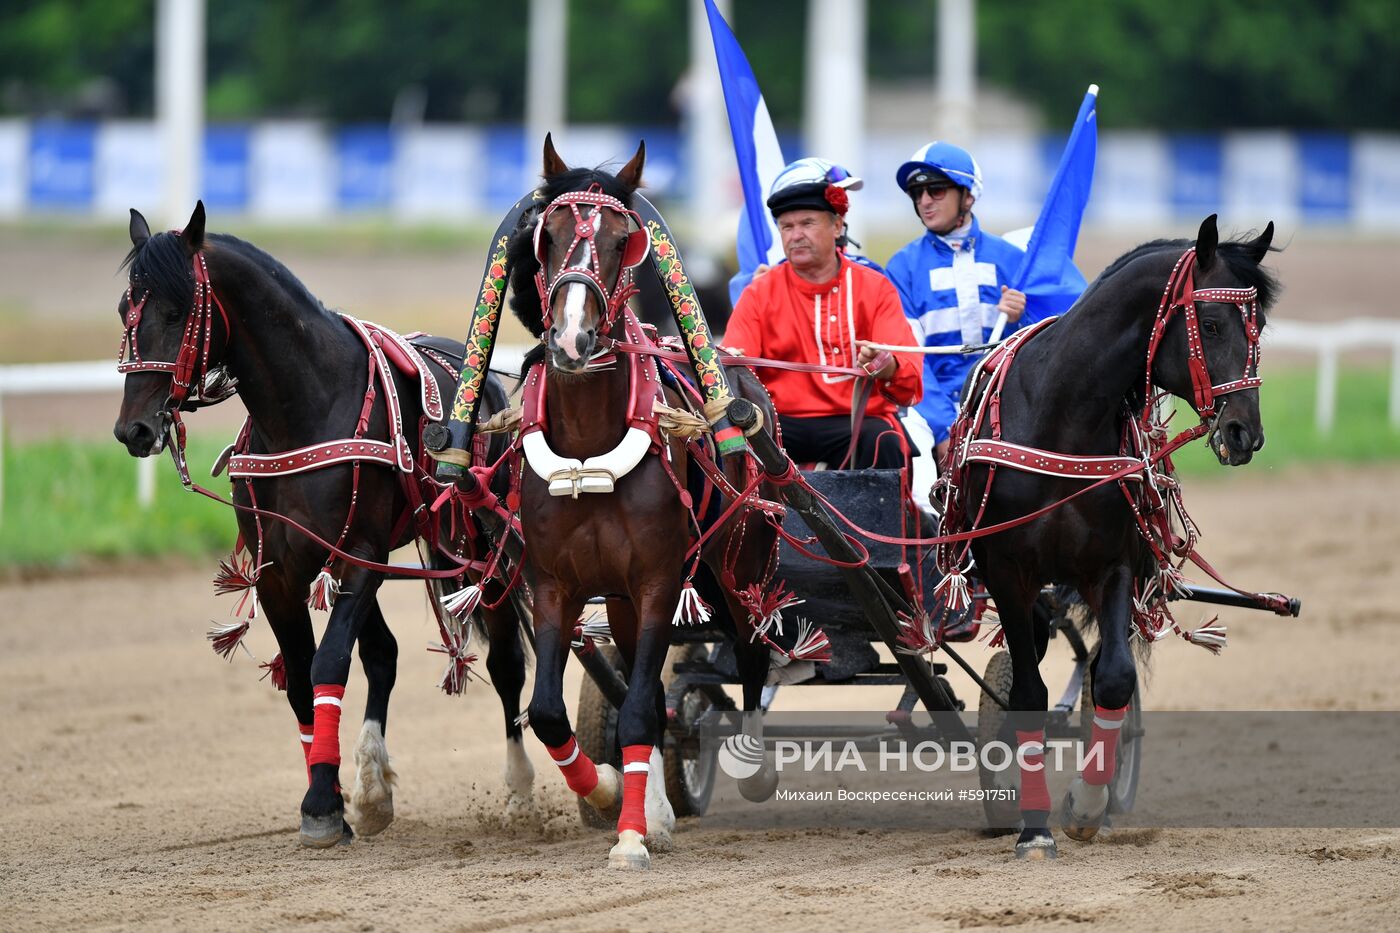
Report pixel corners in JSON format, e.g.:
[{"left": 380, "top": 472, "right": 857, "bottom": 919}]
[
  {"left": 546, "top": 736, "right": 599, "bottom": 798},
  {"left": 618, "top": 745, "right": 651, "bottom": 837},
  {"left": 298, "top": 722, "right": 315, "bottom": 783},
  {"left": 1082, "top": 704, "right": 1128, "bottom": 786},
  {"left": 1015, "top": 729, "right": 1052, "bottom": 812},
  {"left": 308, "top": 684, "right": 345, "bottom": 768}
]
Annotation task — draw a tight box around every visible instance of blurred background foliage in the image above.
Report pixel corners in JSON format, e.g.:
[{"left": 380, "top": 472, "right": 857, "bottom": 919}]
[{"left": 2, "top": 0, "right": 1397, "bottom": 129}]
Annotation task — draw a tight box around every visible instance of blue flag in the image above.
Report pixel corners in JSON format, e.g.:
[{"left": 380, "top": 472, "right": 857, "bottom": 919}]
[
  {"left": 703, "top": 0, "right": 787, "bottom": 305},
  {"left": 1014, "top": 85, "right": 1098, "bottom": 318}
]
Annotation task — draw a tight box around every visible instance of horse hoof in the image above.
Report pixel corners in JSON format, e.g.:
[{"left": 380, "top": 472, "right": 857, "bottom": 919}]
[
  {"left": 645, "top": 827, "right": 675, "bottom": 853},
  {"left": 504, "top": 792, "right": 538, "bottom": 824},
  {"left": 349, "top": 722, "right": 397, "bottom": 836},
  {"left": 608, "top": 829, "right": 651, "bottom": 871},
  {"left": 737, "top": 765, "right": 780, "bottom": 803},
  {"left": 1014, "top": 828, "right": 1058, "bottom": 861},
  {"left": 1059, "top": 781, "right": 1109, "bottom": 843},
  {"left": 299, "top": 812, "right": 347, "bottom": 849},
  {"left": 337, "top": 819, "right": 355, "bottom": 846},
  {"left": 349, "top": 792, "right": 394, "bottom": 837},
  {"left": 585, "top": 764, "right": 623, "bottom": 813}
]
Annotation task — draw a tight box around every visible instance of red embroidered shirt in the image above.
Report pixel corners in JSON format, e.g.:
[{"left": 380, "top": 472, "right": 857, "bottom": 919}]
[{"left": 723, "top": 256, "right": 922, "bottom": 420}]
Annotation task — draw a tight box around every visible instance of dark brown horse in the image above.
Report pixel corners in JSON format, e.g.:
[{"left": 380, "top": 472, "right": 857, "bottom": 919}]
[
  {"left": 508, "top": 137, "right": 784, "bottom": 869},
  {"left": 941, "top": 216, "right": 1278, "bottom": 859},
  {"left": 112, "top": 204, "right": 535, "bottom": 847}
]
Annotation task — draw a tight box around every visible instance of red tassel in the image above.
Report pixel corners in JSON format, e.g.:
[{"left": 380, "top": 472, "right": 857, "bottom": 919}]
[
  {"left": 429, "top": 625, "right": 479, "bottom": 695},
  {"left": 736, "top": 579, "right": 803, "bottom": 639},
  {"left": 259, "top": 653, "right": 288, "bottom": 691},
  {"left": 207, "top": 620, "right": 250, "bottom": 661},
  {"left": 307, "top": 568, "right": 340, "bottom": 611},
  {"left": 213, "top": 550, "right": 264, "bottom": 617}
]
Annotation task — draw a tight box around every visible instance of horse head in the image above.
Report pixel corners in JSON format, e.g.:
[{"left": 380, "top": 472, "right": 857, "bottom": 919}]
[
  {"left": 1150, "top": 215, "right": 1279, "bottom": 466},
  {"left": 520, "top": 134, "right": 649, "bottom": 374},
  {"left": 113, "top": 201, "right": 231, "bottom": 457}
]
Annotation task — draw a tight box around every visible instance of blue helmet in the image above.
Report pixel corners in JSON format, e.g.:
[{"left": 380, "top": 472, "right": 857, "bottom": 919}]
[{"left": 896, "top": 142, "right": 983, "bottom": 201}]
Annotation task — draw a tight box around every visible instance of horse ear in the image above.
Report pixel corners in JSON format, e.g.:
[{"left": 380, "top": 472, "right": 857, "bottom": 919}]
[
  {"left": 1244, "top": 221, "right": 1275, "bottom": 264},
  {"left": 616, "top": 139, "right": 646, "bottom": 191},
  {"left": 542, "top": 133, "right": 569, "bottom": 177},
  {"left": 129, "top": 209, "right": 151, "bottom": 249},
  {"left": 1195, "top": 213, "right": 1218, "bottom": 270},
  {"left": 181, "top": 200, "right": 206, "bottom": 255}
]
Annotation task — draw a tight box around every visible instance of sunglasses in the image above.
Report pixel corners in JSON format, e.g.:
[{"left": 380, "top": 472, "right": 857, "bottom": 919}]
[{"left": 909, "top": 182, "right": 956, "bottom": 200}]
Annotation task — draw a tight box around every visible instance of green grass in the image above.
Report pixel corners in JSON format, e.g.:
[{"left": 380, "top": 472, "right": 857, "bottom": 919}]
[
  {"left": 0, "top": 366, "right": 1395, "bottom": 568},
  {"left": 1170, "top": 364, "right": 1400, "bottom": 474},
  {"left": 0, "top": 435, "right": 236, "bottom": 569}
]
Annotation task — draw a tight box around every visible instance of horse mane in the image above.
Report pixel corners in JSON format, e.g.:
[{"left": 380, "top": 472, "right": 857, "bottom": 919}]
[
  {"left": 1091, "top": 233, "right": 1282, "bottom": 317},
  {"left": 122, "top": 230, "right": 334, "bottom": 324},
  {"left": 506, "top": 165, "right": 639, "bottom": 339}
]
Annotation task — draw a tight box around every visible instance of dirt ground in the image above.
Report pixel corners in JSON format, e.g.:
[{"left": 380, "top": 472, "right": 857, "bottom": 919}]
[{"left": 3, "top": 465, "right": 1398, "bottom": 932}]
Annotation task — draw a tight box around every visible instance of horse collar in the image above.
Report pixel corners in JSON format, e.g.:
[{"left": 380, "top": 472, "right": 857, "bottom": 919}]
[{"left": 518, "top": 312, "right": 664, "bottom": 498}]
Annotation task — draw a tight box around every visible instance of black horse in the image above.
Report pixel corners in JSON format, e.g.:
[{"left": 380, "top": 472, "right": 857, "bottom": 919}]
[
  {"left": 112, "top": 203, "right": 535, "bottom": 847},
  {"left": 945, "top": 215, "right": 1278, "bottom": 859}
]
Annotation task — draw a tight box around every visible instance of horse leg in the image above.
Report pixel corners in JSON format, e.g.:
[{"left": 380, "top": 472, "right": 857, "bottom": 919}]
[
  {"left": 1063, "top": 563, "right": 1135, "bottom": 842},
  {"left": 258, "top": 569, "right": 319, "bottom": 790},
  {"left": 606, "top": 597, "right": 676, "bottom": 856},
  {"left": 527, "top": 583, "right": 622, "bottom": 818},
  {"left": 985, "top": 566, "right": 1056, "bottom": 860},
  {"left": 605, "top": 588, "right": 678, "bottom": 871},
  {"left": 482, "top": 597, "right": 534, "bottom": 821},
  {"left": 300, "top": 567, "right": 386, "bottom": 848},
  {"left": 729, "top": 616, "right": 780, "bottom": 802},
  {"left": 346, "top": 600, "right": 397, "bottom": 837}
]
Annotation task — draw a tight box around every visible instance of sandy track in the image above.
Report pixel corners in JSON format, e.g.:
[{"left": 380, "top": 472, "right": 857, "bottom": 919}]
[{"left": 2, "top": 465, "right": 1398, "bottom": 930}]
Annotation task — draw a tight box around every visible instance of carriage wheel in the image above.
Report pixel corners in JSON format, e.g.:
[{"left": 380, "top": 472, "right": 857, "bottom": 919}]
[
  {"left": 1079, "top": 664, "right": 1143, "bottom": 813},
  {"left": 575, "top": 644, "right": 623, "bottom": 830},
  {"left": 975, "top": 650, "right": 1021, "bottom": 833},
  {"left": 662, "top": 644, "right": 718, "bottom": 817}
]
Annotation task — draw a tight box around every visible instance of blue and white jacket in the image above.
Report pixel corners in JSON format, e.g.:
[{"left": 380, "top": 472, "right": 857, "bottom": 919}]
[{"left": 885, "top": 217, "right": 1037, "bottom": 443}]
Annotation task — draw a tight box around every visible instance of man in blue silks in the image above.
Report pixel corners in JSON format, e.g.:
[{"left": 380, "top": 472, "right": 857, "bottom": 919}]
[{"left": 885, "top": 142, "right": 1043, "bottom": 462}]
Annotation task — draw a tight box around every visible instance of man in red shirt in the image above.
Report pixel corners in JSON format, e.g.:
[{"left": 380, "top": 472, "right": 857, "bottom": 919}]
[{"left": 723, "top": 159, "right": 922, "bottom": 469}]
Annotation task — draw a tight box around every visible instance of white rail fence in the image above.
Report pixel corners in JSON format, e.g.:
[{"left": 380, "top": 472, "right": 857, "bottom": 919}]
[{"left": 0, "top": 330, "right": 1396, "bottom": 523}]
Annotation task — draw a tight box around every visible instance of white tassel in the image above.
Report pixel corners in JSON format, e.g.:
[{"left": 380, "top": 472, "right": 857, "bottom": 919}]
[
  {"left": 307, "top": 568, "right": 340, "bottom": 611},
  {"left": 935, "top": 569, "right": 972, "bottom": 613},
  {"left": 672, "top": 583, "right": 712, "bottom": 627},
  {"left": 441, "top": 584, "right": 482, "bottom": 619},
  {"left": 1184, "top": 622, "right": 1227, "bottom": 654}
]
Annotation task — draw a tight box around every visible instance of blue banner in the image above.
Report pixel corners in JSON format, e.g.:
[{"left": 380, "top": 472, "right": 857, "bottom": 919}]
[
  {"left": 203, "top": 125, "right": 250, "bottom": 212},
  {"left": 337, "top": 126, "right": 394, "bottom": 210},
  {"left": 28, "top": 121, "right": 95, "bottom": 210}
]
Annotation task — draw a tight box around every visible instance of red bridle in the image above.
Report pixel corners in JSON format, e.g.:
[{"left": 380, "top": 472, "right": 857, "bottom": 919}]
[
  {"left": 117, "top": 250, "right": 231, "bottom": 410},
  {"left": 1144, "top": 248, "right": 1262, "bottom": 418},
  {"left": 533, "top": 186, "right": 649, "bottom": 333}
]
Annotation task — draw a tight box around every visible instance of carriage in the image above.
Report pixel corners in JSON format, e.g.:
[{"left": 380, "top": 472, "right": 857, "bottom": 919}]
[
  {"left": 423, "top": 138, "right": 1301, "bottom": 853},
  {"left": 113, "top": 137, "right": 1300, "bottom": 867}
]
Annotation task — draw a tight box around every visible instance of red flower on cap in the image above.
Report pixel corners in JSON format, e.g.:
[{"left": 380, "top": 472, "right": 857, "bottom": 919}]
[{"left": 824, "top": 184, "right": 849, "bottom": 215}]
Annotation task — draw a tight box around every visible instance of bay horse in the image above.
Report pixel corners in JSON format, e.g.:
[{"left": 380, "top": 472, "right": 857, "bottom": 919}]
[
  {"left": 507, "top": 137, "right": 785, "bottom": 870},
  {"left": 112, "top": 203, "right": 534, "bottom": 847},
  {"left": 940, "top": 215, "right": 1278, "bottom": 859}
]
